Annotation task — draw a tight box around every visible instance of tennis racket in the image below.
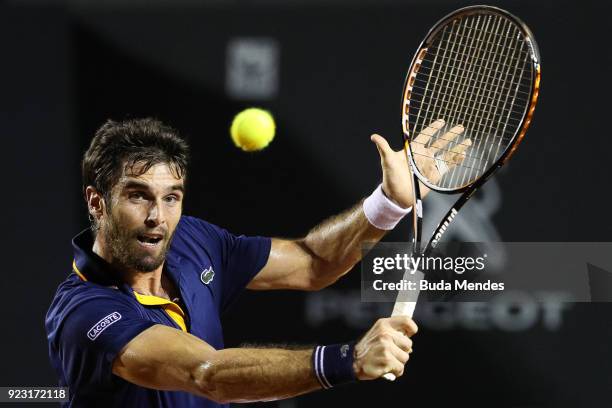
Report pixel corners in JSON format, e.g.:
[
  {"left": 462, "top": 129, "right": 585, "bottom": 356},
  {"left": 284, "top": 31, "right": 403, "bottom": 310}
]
[{"left": 383, "top": 5, "right": 541, "bottom": 381}]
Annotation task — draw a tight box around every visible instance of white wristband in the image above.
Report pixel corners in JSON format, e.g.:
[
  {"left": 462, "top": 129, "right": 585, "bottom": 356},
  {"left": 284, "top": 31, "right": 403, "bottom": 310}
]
[{"left": 363, "top": 184, "right": 412, "bottom": 230}]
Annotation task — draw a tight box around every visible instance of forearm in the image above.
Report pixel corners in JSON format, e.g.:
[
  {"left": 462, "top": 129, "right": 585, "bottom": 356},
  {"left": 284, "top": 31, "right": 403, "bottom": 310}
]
[
  {"left": 198, "top": 347, "right": 319, "bottom": 403},
  {"left": 249, "top": 187, "right": 412, "bottom": 291},
  {"left": 300, "top": 201, "right": 386, "bottom": 287},
  {"left": 113, "top": 325, "right": 321, "bottom": 403}
]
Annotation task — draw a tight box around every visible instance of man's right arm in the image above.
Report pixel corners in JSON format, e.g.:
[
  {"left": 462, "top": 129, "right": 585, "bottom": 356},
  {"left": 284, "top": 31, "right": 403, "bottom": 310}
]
[{"left": 112, "top": 316, "right": 417, "bottom": 403}]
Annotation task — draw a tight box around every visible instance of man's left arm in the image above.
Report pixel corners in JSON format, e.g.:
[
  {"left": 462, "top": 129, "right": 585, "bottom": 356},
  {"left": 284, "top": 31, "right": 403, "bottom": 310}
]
[
  {"left": 249, "top": 131, "right": 410, "bottom": 292},
  {"left": 249, "top": 123, "right": 469, "bottom": 291},
  {"left": 248, "top": 200, "right": 386, "bottom": 291}
]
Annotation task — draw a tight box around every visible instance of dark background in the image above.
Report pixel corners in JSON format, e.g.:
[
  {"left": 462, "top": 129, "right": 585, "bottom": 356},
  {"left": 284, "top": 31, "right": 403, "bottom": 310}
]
[{"left": 1, "top": 0, "right": 610, "bottom": 406}]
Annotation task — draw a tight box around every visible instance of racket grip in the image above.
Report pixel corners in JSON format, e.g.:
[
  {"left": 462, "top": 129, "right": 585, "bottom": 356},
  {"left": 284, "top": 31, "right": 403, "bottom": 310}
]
[
  {"left": 382, "top": 301, "right": 417, "bottom": 381},
  {"left": 383, "top": 373, "right": 397, "bottom": 381},
  {"left": 391, "top": 301, "right": 416, "bottom": 318}
]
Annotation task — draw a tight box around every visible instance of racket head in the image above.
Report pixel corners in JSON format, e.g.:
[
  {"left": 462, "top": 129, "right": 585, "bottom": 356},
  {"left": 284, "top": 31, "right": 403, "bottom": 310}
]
[{"left": 401, "top": 5, "right": 541, "bottom": 193}]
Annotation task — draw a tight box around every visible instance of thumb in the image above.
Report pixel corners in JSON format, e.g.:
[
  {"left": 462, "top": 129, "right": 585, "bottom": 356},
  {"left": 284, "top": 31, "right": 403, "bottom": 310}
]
[{"left": 370, "top": 134, "right": 394, "bottom": 159}]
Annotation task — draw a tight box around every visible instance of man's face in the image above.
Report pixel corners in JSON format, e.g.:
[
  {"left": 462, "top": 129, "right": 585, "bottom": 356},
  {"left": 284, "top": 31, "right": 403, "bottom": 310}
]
[{"left": 100, "top": 162, "right": 184, "bottom": 273}]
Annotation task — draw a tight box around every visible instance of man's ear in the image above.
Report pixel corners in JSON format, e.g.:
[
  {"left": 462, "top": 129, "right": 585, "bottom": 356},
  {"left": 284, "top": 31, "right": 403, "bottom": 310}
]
[{"left": 85, "top": 186, "right": 106, "bottom": 222}]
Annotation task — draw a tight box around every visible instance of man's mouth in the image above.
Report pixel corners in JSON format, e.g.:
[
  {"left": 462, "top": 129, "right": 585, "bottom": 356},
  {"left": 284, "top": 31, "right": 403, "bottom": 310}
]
[{"left": 136, "top": 233, "right": 164, "bottom": 247}]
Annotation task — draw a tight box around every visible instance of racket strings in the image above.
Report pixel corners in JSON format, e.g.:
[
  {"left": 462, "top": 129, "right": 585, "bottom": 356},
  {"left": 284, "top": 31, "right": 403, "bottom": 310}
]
[
  {"left": 469, "top": 20, "right": 531, "bottom": 177},
  {"left": 427, "top": 39, "right": 530, "bottom": 65},
  {"left": 409, "top": 92, "right": 524, "bottom": 125},
  {"left": 415, "top": 64, "right": 532, "bottom": 96},
  {"left": 408, "top": 92, "right": 525, "bottom": 134},
  {"left": 408, "top": 12, "right": 533, "bottom": 189},
  {"left": 410, "top": 127, "right": 513, "bottom": 149},
  {"left": 452, "top": 16, "right": 517, "bottom": 188},
  {"left": 413, "top": 19, "right": 487, "bottom": 168},
  {"left": 409, "top": 85, "right": 528, "bottom": 115},
  {"left": 410, "top": 150, "right": 485, "bottom": 173},
  {"left": 445, "top": 22, "right": 529, "bottom": 43},
  {"left": 421, "top": 47, "right": 530, "bottom": 79},
  {"left": 409, "top": 139, "right": 482, "bottom": 163}
]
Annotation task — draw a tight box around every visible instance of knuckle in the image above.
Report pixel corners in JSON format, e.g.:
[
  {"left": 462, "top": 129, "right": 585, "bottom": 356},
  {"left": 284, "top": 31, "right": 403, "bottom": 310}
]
[
  {"left": 378, "top": 332, "right": 393, "bottom": 343},
  {"left": 404, "top": 338, "right": 413, "bottom": 349},
  {"left": 382, "top": 350, "right": 394, "bottom": 362},
  {"left": 407, "top": 320, "right": 419, "bottom": 335}
]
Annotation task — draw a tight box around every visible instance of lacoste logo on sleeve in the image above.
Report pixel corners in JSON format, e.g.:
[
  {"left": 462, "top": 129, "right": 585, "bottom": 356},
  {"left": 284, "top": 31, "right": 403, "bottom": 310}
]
[
  {"left": 200, "top": 266, "right": 215, "bottom": 285},
  {"left": 87, "top": 312, "right": 122, "bottom": 341}
]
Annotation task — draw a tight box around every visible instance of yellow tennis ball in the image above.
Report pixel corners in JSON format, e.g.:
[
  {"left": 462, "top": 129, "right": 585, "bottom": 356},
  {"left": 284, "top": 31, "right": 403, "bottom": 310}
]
[{"left": 230, "top": 108, "right": 276, "bottom": 152}]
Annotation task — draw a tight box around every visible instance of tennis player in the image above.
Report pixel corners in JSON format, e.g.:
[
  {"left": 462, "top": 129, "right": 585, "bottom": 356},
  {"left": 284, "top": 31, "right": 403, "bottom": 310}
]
[{"left": 45, "top": 117, "right": 464, "bottom": 407}]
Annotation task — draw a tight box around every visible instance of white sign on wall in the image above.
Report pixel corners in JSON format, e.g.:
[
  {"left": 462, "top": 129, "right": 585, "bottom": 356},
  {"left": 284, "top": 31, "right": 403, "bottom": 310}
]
[{"left": 226, "top": 37, "right": 279, "bottom": 100}]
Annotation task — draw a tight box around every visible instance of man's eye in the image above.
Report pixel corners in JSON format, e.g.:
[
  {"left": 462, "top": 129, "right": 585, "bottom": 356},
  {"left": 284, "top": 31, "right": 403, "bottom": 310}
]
[
  {"left": 129, "top": 192, "right": 146, "bottom": 200},
  {"left": 164, "top": 195, "right": 179, "bottom": 204}
]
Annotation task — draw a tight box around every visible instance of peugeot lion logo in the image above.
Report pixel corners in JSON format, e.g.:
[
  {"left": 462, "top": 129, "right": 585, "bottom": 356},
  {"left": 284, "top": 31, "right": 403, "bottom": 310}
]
[{"left": 200, "top": 266, "right": 215, "bottom": 285}]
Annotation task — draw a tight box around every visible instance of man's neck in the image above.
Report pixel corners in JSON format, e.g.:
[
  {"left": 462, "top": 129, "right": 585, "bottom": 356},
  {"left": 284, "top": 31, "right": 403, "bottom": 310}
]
[{"left": 92, "top": 233, "right": 170, "bottom": 299}]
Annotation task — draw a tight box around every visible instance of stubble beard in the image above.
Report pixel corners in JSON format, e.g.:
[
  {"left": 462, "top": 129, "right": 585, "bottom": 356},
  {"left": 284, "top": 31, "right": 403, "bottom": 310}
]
[{"left": 103, "top": 213, "right": 173, "bottom": 273}]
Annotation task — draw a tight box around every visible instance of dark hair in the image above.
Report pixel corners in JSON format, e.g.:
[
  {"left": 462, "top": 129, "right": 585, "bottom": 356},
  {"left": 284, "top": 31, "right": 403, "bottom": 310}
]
[{"left": 82, "top": 117, "right": 190, "bottom": 206}]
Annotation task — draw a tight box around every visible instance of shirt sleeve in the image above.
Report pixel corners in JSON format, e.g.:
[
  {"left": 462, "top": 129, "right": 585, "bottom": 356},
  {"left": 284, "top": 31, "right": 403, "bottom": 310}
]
[
  {"left": 217, "top": 227, "right": 272, "bottom": 310},
  {"left": 182, "top": 216, "right": 271, "bottom": 311},
  {"left": 56, "top": 294, "right": 156, "bottom": 391}
]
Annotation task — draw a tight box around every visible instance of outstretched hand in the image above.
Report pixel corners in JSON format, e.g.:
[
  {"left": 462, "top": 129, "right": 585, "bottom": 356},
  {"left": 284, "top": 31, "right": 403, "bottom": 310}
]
[{"left": 370, "top": 119, "right": 471, "bottom": 209}]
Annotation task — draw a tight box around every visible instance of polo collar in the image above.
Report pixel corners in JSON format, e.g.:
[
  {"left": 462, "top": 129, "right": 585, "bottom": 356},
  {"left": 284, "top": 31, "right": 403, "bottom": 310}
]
[
  {"left": 72, "top": 229, "right": 125, "bottom": 287},
  {"left": 71, "top": 229, "right": 188, "bottom": 332}
]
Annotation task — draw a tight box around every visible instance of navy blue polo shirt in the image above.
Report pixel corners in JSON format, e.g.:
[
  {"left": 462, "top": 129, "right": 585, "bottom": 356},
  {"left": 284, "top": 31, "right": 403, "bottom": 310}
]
[{"left": 45, "top": 215, "right": 271, "bottom": 407}]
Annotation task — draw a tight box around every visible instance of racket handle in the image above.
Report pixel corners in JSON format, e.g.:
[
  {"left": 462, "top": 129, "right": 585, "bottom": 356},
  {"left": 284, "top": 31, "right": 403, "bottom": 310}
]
[
  {"left": 383, "top": 373, "right": 397, "bottom": 381},
  {"left": 382, "top": 301, "right": 417, "bottom": 381},
  {"left": 390, "top": 301, "right": 416, "bottom": 318}
]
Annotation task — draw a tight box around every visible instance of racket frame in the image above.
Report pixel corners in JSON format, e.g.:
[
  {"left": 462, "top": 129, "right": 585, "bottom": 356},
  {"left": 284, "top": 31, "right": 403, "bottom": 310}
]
[
  {"left": 401, "top": 5, "right": 541, "bottom": 195},
  {"left": 401, "top": 5, "right": 541, "bottom": 254}
]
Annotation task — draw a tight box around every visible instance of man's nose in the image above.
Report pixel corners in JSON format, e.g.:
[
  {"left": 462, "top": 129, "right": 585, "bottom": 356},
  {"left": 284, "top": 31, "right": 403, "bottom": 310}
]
[{"left": 145, "top": 200, "right": 164, "bottom": 227}]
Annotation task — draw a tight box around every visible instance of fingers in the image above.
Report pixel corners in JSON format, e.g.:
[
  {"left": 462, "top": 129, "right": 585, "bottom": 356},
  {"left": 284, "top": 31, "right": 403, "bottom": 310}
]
[
  {"left": 443, "top": 138, "right": 473, "bottom": 166},
  {"left": 375, "top": 317, "right": 416, "bottom": 350},
  {"left": 377, "top": 317, "right": 415, "bottom": 377},
  {"left": 353, "top": 317, "right": 418, "bottom": 381},
  {"left": 390, "top": 330, "right": 414, "bottom": 353},
  {"left": 430, "top": 124, "right": 464, "bottom": 152},
  {"left": 385, "top": 315, "right": 419, "bottom": 336},
  {"left": 376, "top": 332, "right": 410, "bottom": 379},
  {"left": 370, "top": 134, "right": 394, "bottom": 159},
  {"left": 384, "top": 354, "right": 407, "bottom": 379},
  {"left": 383, "top": 335, "right": 410, "bottom": 378},
  {"left": 413, "top": 118, "right": 445, "bottom": 145}
]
